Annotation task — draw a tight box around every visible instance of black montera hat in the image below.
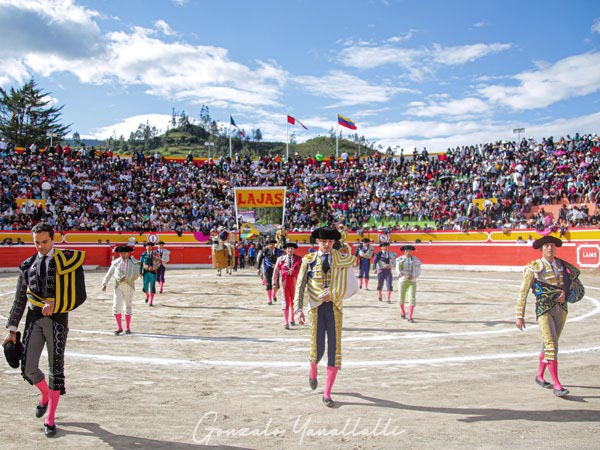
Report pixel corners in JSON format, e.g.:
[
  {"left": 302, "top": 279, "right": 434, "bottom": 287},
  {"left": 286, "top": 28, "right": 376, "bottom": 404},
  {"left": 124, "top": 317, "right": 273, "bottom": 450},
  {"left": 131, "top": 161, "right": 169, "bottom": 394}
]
[
  {"left": 4, "top": 331, "right": 24, "bottom": 369},
  {"left": 114, "top": 245, "right": 134, "bottom": 252},
  {"left": 284, "top": 242, "right": 298, "bottom": 249},
  {"left": 532, "top": 236, "right": 562, "bottom": 250},
  {"left": 311, "top": 227, "right": 342, "bottom": 241},
  {"left": 401, "top": 245, "right": 416, "bottom": 251},
  {"left": 144, "top": 241, "right": 155, "bottom": 247}
]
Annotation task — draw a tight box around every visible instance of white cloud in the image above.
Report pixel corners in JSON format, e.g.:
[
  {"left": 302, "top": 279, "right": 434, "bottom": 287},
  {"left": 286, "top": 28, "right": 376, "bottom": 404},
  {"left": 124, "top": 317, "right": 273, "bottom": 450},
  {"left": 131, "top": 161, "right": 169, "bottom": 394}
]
[
  {"left": 294, "top": 70, "right": 413, "bottom": 107},
  {"left": 472, "top": 20, "right": 490, "bottom": 28},
  {"left": 406, "top": 97, "right": 491, "bottom": 118},
  {"left": 478, "top": 51, "right": 600, "bottom": 110},
  {"left": 592, "top": 17, "right": 600, "bottom": 34},
  {"left": 432, "top": 43, "right": 512, "bottom": 65},
  {"left": 154, "top": 19, "right": 176, "bottom": 37},
  {"left": 11, "top": 22, "right": 288, "bottom": 109},
  {"left": 0, "top": 0, "right": 102, "bottom": 60},
  {"left": 86, "top": 114, "right": 176, "bottom": 140},
  {"left": 338, "top": 41, "right": 511, "bottom": 82},
  {"left": 363, "top": 111, "right": 600, "bottom": 152}
]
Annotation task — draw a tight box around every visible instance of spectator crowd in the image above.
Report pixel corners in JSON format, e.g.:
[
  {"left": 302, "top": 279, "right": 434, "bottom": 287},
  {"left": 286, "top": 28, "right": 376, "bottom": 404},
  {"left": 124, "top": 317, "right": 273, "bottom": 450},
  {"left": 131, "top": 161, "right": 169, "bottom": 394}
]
[{"left": 0, "top": 132, "right": 599, "bottom": 235}]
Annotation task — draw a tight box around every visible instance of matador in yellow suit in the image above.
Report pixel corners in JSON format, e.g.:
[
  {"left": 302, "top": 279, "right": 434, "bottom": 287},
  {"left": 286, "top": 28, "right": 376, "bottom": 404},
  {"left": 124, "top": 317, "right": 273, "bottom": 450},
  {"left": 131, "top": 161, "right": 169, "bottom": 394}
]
[
  {"left": 515, "top": 235, "right": 584, "bottom": 398},
  {"left": 294, "top": 227, "right": 356, "bottom": 408}
]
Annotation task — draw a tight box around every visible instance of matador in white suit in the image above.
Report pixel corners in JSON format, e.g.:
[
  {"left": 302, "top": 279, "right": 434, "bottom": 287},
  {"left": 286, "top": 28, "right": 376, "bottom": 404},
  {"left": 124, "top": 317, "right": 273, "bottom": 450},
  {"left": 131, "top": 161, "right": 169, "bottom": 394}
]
[{"left": 102, "top": 245, "right": 140, "bottom": 335}]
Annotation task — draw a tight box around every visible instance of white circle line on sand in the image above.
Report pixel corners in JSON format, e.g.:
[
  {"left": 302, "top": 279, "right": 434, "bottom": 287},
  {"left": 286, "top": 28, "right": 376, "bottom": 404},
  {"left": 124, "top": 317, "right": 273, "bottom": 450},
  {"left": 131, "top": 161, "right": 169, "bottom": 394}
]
[
  {"left": 65, "top": 345, "right": 600, "bottom": 369},
  {"left": 63, "top": 292, "right": 600, "bottom": 343}
]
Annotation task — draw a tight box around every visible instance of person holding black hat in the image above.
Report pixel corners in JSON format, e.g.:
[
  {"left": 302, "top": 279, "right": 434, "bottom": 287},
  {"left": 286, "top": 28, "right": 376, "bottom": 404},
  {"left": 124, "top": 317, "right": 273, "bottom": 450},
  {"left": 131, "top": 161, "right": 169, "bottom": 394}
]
[
  {"left": 294, "top": 227, "right": 356, "bottom": 407},
  {"left": 396, "top": 245, "right": 422, "bottom": 322},
  {"left": 272, "top": 242, "right": 302, "bottom": 329},
  {"left": 140, "top": 242, "right": 161, "bottom": 306},
  {"left": 257, "top": 239, "right": 282, "bottom": 305},
  {"left": 372, "top": 242, "right": 397, "bottom": 303},
  {"left": 156, "top": 241, "right": 171, "bottom": 293},
  {"left": 101, "top": 245, "right": 140, "bottom": 335},
  {"left": 515, "top": 235, "right": 585, "bottom": 397},
  {"left": 354, "top": 238, "right": 374, "bottom": 290},
  {"left": 2, "top": 222, "right": 86, "bottom": 438}
]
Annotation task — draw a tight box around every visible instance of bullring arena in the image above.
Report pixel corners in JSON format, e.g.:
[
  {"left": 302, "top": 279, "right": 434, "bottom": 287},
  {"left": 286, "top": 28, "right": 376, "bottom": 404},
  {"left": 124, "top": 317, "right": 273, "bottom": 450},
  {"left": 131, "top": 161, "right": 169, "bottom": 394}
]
[{"left": 1, "top": 260, "right": 599, "bottom": 450}]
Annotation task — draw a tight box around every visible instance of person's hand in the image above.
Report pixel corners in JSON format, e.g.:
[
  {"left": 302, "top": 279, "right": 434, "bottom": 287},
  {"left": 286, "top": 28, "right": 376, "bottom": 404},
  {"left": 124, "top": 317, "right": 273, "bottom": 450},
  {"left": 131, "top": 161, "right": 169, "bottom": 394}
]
[
  {"left": 516, "top": 318, "right": 526, "bottom": 330},
  {"left": 296, "top": 310, "right": 305, "bottom": 325},
  {"left": 319, "top": 288, "right": 331, "bottom": 302},
  {"left": 556, "top": 292, "right": 566, "bottom": 304},
  {"left": 42, "top": 302, "right": 54, "bottom": 316},
  {"left": 2, "top": 330, "right": 16, "bottom": 347},
  {"left": 101, "top": 285, "right": 107, "bottom": 292}
]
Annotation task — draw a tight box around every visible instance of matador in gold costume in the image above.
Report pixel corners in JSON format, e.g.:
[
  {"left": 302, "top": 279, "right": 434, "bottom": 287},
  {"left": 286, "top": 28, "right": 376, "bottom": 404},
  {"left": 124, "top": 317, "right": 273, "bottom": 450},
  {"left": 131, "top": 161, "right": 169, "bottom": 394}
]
[
  {"left": 294, "top": 227, "right": 356, "bottom": 408},
  {"left": 515, "top": 235, "right": 584, "bottom": 398}
]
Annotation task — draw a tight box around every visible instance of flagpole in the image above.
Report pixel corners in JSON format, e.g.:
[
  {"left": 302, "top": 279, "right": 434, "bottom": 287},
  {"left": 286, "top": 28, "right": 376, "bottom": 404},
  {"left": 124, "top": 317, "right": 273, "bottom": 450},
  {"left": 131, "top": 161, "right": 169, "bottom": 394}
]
[
  {"left": 286, "top": 115, "right": 289, "bottom": 161},
  {"left": 336, "top": 119, "right": 339, "bottom": 159}
]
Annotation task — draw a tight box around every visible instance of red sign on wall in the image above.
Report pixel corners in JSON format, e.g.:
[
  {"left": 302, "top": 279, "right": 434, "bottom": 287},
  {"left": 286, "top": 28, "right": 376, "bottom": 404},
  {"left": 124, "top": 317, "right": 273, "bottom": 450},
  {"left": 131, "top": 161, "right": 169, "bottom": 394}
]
[{"left": 577, "top": 245, "right": 600, "bottom": 268}]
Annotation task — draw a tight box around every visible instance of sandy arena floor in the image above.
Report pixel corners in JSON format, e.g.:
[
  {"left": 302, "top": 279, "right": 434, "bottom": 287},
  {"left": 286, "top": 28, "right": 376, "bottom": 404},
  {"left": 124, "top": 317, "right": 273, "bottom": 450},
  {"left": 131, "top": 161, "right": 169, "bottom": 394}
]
[{"left": 0, "top": 266, "right": 599, "bottom": 450}]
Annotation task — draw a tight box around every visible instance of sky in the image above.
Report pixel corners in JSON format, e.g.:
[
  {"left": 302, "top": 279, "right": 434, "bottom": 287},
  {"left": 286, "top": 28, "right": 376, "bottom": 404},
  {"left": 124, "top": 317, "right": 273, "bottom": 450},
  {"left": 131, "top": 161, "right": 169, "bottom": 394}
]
[{"left": 1, "top": 0, "right": 600, "bottom": 153}]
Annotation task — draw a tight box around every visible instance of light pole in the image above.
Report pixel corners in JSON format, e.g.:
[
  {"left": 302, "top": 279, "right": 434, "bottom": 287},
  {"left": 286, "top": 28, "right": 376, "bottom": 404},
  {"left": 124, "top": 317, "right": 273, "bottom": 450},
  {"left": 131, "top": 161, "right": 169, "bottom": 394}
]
[{"left": 204, "top": 141, "right": 214, "bottom": 159}]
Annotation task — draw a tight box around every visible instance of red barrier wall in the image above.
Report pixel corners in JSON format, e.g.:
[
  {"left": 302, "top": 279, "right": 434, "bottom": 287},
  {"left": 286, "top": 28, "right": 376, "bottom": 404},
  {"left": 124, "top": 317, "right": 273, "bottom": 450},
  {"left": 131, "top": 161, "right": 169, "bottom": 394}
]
[{"left": 2, "top": 242, "right": 598, "bottom": 270}]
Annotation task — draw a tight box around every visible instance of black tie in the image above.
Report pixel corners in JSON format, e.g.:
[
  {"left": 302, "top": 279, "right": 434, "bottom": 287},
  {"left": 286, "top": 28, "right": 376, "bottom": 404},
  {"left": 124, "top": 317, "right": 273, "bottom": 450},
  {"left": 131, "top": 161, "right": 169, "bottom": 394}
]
[
  {"left": 39, "top": 255, "right": 48, "bottom": 280},
  {"left": 322, "top": 254, "right": 330, "bottom": 274}
]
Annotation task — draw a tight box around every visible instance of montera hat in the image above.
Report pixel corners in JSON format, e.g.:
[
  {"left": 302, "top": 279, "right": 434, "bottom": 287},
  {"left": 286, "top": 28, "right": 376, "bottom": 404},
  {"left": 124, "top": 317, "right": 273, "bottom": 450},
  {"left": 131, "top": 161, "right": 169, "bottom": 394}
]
[
  {"left": 311, "top": 227, "right": 342, "bottom": 241},
  {"left": 283, "top": 242, "right": 298, "bottom": 249},
  {"left": 401, "top": 245, "right": 416, "bottom": 251},
  {"left": 114, "top": 245, "right": 134, "bottom": 252},
  {"left": 361, "top": 238, "right": 371, "bottom": 243},
  {"left": 379, "top": 242, "right": 390, "bottom": 247},
  {"left": 267, "top": 239, "right": 277, "bottom": 244},
  {"left": 144, "top": 241, "right": 155, "bottom": 247},
  {"left": 532, "top": 235, "right": 563, "bottom": 250},
  {"left": 4, "top": 331, "right": 24, "bottom": 369}
]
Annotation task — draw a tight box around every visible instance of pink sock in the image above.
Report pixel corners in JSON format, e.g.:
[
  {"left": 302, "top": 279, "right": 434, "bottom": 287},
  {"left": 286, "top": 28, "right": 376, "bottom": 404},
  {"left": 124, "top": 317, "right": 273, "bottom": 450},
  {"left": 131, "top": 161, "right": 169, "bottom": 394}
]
[
  {"left": 310, "top": 362, "right": 318, "bottom": 380},
  {"left": 114, "top": 313, "right": 122, "bottom": 331},
  {"left": 359, "top": 278, "right": 363, "bottom": 288},
  {"left": 547, "top": 359, "right": 564, "bottom": 390},
  {"left": 266, "top": 290, "right": 273, "bottom": 302},
  {"left": 387, "top": 291, "right": 392, "bottom": 302},
  {"left": 378, "top": 290, "right": 382, "bottom": 300},
  {"left": 159, "top": 281, "right": 164, "bottom": 291},
  {"left": 150, "top": 293, "right": 155, "bottom": 304},
  {"left": 537, "top": 353, "right": 548, "bottom": 381},
  {"left": 35, "top": 379, "right": 49, "bottom": 406},
  {"left": 400, "top": 304, "right": 406, "bottom": 315},
  {"left": 408, "top": 305, "right": 415, "bottom": 319},
  {"left": 125, "top": 314, "right": 132, "bottom": 331},
  {"left": 365, "top": 280, "right": 369, "bottom": 289},
  {"left": 283, "top": 309, "right": 289, "bottom": 325},
  {"left": 45, "top": 390, "right": 61, "bottom": 426},
  {"left": 324, "top": 366, "right": 339, "bottom": 399}
]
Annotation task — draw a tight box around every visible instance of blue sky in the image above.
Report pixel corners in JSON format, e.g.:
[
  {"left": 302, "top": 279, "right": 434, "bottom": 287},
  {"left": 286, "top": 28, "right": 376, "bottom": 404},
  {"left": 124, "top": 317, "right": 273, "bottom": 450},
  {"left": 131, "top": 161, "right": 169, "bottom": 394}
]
[{"left": 1, "top": 0, "right": 600, "bottom": 153}]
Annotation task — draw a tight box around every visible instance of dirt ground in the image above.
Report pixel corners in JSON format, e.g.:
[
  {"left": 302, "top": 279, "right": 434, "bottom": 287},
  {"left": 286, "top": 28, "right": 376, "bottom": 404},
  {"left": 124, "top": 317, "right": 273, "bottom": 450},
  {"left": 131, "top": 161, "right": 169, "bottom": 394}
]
[{"left": 0, "top": 265, "right": 599, "bottom": 450}]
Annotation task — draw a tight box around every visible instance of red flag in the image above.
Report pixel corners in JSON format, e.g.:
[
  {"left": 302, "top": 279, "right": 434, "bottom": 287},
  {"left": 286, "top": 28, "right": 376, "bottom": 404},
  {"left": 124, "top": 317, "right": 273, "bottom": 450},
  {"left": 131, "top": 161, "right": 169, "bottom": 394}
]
[{"left": 287, "top": 115, "right": 308, "bottom": 130}]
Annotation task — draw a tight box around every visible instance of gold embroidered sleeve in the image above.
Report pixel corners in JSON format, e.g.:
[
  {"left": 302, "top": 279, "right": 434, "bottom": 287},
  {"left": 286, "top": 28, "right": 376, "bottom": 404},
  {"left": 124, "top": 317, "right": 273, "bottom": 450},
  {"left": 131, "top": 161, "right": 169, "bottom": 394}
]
[
  {"left": 294, "top": 258, "right": 310, "bottom": 313},
  {"left": 516, "top": 266, "right": 536, "bottom": 319}
]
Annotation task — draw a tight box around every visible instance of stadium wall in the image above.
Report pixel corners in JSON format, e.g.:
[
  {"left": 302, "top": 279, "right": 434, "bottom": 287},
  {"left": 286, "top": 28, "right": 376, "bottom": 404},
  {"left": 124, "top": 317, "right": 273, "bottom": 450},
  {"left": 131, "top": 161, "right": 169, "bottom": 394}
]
[{"left": 0, "top": 229, "right": 599, "bottom": 271}]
